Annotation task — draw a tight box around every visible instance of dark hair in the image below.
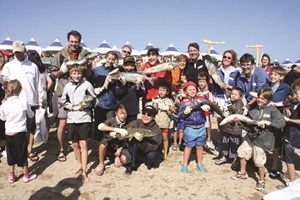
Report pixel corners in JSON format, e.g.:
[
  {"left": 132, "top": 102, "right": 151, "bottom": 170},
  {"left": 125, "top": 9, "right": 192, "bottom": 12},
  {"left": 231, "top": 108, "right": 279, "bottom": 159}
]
[
  {"left": 257, "top": 87, "right": 273, "bottom": 102},
  {"left": 67, "top": 30, "right": 82, "bottom": 42},
  {"left": 291, "top": 64, "right": 297, "bottom": 70},
  {"left": 175, "top": 80, "right": 185, "bottom": 93},
  {"left": 147, "top": 48, "right": 160, "bottom": 56},
  {"left": 240, "top": 53, "right": 255, "bottom": 65},
  {"left": 158, "top": 82, "right": 171, "bottom": 93},
  {"left": 232, "top": 87, "right": 243, "bottom": 97},
  {"left": 188, "top": 43, "right": 199, "bottom": 51},
  {"left": 28, "top": 52, "right": 45, "bottom": 73},
  {"left": 261, "top": 53, "right": 271, "bottom": 65},
  {"left": 197, "top": 72, "right": 209, "bottom": 82},
  {"left": 115, "top": 103, "right": 128, "bottom": 113}
]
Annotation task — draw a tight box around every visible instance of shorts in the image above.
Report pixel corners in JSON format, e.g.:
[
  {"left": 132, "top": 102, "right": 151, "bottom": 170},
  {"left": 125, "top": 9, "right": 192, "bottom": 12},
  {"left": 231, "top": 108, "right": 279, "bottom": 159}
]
[
  {"left": 6, "top": 132, "right": 28, "bottom": 167},
  {"left": 237, "top": 140, "right": 266, "bottom": 167},
  {"left": 161, "top": 128, "right": 168, "bottom": 134},
  {"left": 121, "top": 149, "right": 131, "bottom": 163},
  {"left": 281, "top": 139, "right": 295, "bottom": 164},
  {"left": 58, "top": 97, "right": 67, "bottom": 119},
  {"left": 67, "top": 123, "right": 92, "bottom": 142},
  {"left": 205, "top": 116, "right": 211, "bottom": 128},
  {"left": 274, "top": 132, "right": 283, "bottom": 149},
  {"left": 214, "top": 95, "right": 226, "bottom": 118},
  {"left": 184, "top": 126, "right": 206, "bottom": 148},
  {"left": 175, "top": 121, "right": 185, "bottom": 131},
  {"left": 27, "top": 106, "right": 37, "bottom": 132}
]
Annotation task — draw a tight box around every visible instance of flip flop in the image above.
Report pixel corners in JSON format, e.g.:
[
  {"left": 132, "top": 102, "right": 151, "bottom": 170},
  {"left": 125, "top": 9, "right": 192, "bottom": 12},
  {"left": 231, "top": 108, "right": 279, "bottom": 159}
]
[
  {"left": 57, "top": 151, "right": 66, "bottom": 162},
  {"left": 28, "top": 152, "right": 39, "bottom": 162}
]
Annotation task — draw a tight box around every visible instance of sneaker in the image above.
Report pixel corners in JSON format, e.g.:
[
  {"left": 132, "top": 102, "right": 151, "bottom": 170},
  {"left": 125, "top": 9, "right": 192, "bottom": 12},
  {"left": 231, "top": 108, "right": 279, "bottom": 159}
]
[
  {"left": 231, "top": 171, "right": 248, "bottom": 180},
  {"left": 256, "top": 180, "right": 265, "bottom": 191},
  {"left": 172, "top": 143, "right": 178, "bottom": 151},
  {"left": 281, "top": 171, "right": 290, "bottom": 179},
  {"left": 206, "top": 140, "right": 215, "bottom": 150},
  {"left": 269, "top": 170, "right": 279, "bottom": 179},
  {"left": 95, "top": 164, "right": 104, "bottom": 176},
  {"left": 114, "top": 157, "right": 122, "bottom": 168},
  {"left": 8, "top": 172, "right": 15, "bottom": 184},
  {"left": 196, "top": 165, "right": 206, "bottom": 173},
  {"left": 181, "top": 166, "right": 188, "bottom": 173},
  {"left": 2, "top": 150, "right": 7, "bottom": 158},
  {"left": 125, "top": 166, "right": 132, "bottom": 175},
  {"left": 23, "top": 174, "right": 37, "bottom": 183}
]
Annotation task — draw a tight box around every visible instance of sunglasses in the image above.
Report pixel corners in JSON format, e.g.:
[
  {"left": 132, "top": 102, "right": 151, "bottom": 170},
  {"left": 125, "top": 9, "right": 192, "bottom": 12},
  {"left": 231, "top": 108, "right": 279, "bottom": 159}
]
[
  {"left": 122, "top": 50, "right": 131, "bottom": 55},
  {"left": 142, "top": 112, "right": 154, "bottom": 117},
  {"left": 223, "top": 56, "right": 232, "bottom": 60}
]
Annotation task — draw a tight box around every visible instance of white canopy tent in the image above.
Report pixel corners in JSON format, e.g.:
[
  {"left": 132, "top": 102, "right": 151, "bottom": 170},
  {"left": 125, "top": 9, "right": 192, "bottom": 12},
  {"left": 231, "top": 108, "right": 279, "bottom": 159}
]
[
  {"left": 80, "top": 39, "right": 92, "bottom": 52},
  {"left": 162, "top": 43, "right": 181, "bottom": 57},
  {"left": 42, "top": 38, "right": 63, "bottom": 56},
  {"left": 26, "top": 37, "right": 42, "bottom": 55},
  {"left": 94, "top": 40, "right": 111, "bottom": 55},
  {"left": 140, "top": 42, "right": 154, "bottom": 56},
  {"left": 0, "top": 37, "right": 13, "bottom": 50},
  {"left": 123, "top": 41, "right": 140, "bottom": 56}
]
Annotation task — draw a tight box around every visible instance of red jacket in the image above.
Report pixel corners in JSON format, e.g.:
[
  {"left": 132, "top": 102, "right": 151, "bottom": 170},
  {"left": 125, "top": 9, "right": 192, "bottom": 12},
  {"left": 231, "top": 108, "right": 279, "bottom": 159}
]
[{"left": 142, "top": 62, "right": 172, "bottom": 101}]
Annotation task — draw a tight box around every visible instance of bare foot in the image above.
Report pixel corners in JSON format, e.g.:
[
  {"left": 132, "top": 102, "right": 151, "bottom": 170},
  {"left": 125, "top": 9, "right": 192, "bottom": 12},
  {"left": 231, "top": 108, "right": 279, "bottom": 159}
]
[{"left": 82, "top": 173, "right": 89, "bottom": 183}]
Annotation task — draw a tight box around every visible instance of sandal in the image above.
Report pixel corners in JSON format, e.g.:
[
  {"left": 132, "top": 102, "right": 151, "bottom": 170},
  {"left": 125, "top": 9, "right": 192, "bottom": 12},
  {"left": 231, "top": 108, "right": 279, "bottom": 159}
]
[
  {"left": 215, "top": 158, "right": 227, "bottom": 165},
  {"left": 28, "top": 152, "right": 39, "bottom": 162},
  {"left": 57, "top": 151, "right": 66, "bottom": 162}
]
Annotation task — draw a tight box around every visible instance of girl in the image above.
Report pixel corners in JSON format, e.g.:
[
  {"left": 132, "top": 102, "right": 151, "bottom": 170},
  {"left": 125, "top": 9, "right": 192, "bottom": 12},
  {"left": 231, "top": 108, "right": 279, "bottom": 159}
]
[
  {"left": 61, "top": 65, "right": 96, "bottom": 183},
  {"left": 95, "top": 103, "right": 130, "bottom": 176},
  {"left": 141, "top": 48, "right": 172, "bottom": 105},
  {"left": 148, "top": 82, "right": 175, "bottom": 159},
  {"left": 0, "top": 80, "right": 37, "bottom": 183}
]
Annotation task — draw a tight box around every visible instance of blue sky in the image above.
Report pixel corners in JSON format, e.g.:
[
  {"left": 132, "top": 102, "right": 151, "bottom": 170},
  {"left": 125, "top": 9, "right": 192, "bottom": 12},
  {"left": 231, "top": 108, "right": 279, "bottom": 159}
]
[{"left": 0, "top": 0, "right": 299, "bottom": 62}]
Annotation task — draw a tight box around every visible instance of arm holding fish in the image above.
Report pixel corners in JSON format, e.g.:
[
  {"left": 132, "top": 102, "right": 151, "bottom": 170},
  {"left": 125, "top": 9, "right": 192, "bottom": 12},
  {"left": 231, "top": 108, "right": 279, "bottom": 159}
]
[
  {"left": 98, "top": 122, "right": 128, "bottom": 138},
  {"left": 60, "top": 84, "right": 73, "bottom": 110}
]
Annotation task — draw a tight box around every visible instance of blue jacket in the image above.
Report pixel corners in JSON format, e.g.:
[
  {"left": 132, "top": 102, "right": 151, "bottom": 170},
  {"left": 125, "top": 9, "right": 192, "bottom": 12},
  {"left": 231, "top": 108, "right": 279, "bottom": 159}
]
[
  {"left": 213, "top": 66, "right": 241, "bottom": 95},
  {"left": 270, "top": 82, "right": 290, "bottom": 103},
  {"left": 92, "top": 64, "right": 117, "bottom": 109},
  {"left": 237, "top": 67, "right": 270, "bottom": 102},
  {"left": 178, "top": 95, "right": 206, "bottom": 127}
]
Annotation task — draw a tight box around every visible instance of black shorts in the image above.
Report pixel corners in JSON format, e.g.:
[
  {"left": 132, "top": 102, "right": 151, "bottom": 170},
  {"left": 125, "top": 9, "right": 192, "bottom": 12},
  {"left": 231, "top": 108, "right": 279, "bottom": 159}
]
[
  {"left": 27, "top": 106, "right": 37, "bottom": 132},
  {"left": 281, "top": 139, "right": 296, "bottom": 164},
  {"left": 0, "top": 120, "right": 5, "bottom": 140},
  {"left": 67, "top": 123, "right": 92, "bottom": 142},
  {"left": 274, "top": 132, "right": 283, "bottom": 149},
  {"left": 6, "top": 132, "right": 28, "bottom": 167}
]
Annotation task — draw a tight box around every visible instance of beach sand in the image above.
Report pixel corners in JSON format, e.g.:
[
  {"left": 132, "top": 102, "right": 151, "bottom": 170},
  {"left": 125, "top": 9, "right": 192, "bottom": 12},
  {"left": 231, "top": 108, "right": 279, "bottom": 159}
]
[{"left": 0, "top": 117, "right": 299, "bottom": 200}]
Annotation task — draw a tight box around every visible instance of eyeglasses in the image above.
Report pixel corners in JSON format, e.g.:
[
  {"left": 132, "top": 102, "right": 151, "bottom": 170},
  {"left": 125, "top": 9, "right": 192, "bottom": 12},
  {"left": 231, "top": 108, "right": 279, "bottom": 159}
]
[
  {"left": 142, "top": 112, "right": 154, "bottom": 117},
  {"left": 241, "top": 63, "right": 252, "bottom": 68},
  {"left": 223, "top": 56, "right": 232, "bottom": 60},
  {"left": 122, "top": 50, "right": 131, "bottom": 55}
]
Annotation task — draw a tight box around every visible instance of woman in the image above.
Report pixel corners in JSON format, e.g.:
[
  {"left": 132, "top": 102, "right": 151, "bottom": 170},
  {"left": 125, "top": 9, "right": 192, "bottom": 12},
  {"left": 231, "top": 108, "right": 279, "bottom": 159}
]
[
  {"left": 261, "top": 53, "right": 271, "bottom": 76},
  {"left": 141, "top": 48, "right": 172, "bottom": 105},
  {"left": 171, "top": 54, "right": 188, "bottom": 96}
]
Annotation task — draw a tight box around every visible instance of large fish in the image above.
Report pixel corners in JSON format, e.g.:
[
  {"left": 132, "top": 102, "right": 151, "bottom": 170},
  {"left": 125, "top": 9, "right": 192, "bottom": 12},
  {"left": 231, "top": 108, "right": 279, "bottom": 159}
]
[
  {"left": 59, "top": 95, "right": 95, "bottom": 111},
  {"left": 142, "top": 62, "right": 178, "bottom": 74},
  {"left": 65, "top": 52, "right": 100, "bottom": 66},
  {"left": 94, "top": 68, "right": 156, "bottom": 95},
  {"left": 205, "top": 59, "right": 230, "bottom": 97},
  {"left": 0, "top": 75, "right": 8, "bottom": 84},
  {"left": 187, "top": 99, "right": 226, "bottom": 119},
  {"left": 219, "top": 114, "right": 258, "bottom": 126},
  {"left": 110, "top": 127, "right": 156, "bottom": 140}
]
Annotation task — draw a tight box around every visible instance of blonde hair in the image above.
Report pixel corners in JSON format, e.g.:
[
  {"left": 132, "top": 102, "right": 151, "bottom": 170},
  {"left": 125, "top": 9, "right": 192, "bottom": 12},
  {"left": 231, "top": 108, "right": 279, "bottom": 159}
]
[{"left": 5, "top": 79, "right": 22, "bottom": 97}]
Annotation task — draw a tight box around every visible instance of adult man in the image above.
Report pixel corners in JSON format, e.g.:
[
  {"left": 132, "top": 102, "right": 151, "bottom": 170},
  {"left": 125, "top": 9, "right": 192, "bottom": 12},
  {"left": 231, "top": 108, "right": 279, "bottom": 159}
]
[
  {"left": 184, "top": 43, "right": 211, "bottom": 85},
  {"left": 284, "top": 64, "right": 300, "bottom": 86},
  {"left": 237, "top": 53, "right": 270, "bottom": 107},
  {"left": 2, "top": 40, "right": 43, "bottom": 161},
  {"left": 50, "top": 30, "right": 91, "bottom": 161},
  {"left": 121, "top": 45, "right": 132, "bottom": 58}
]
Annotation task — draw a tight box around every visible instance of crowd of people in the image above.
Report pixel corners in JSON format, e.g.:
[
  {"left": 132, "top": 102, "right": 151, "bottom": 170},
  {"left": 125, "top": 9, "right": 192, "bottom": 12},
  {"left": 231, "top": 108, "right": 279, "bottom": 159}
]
[{"left": 0, "top": 30, "right": 299, "bottom": 192}]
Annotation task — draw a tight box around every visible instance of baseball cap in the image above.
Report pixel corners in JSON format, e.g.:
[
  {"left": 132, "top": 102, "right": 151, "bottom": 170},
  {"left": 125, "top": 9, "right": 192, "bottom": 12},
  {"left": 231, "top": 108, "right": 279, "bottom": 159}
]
[
  {"left": 142, "top": 105, "right": 157, "bottom": 116},
  {"left": 12, "top": 40, "right": 26, "bottom": 53},
  {"left": 123, "top": 56, "right": 136, "bottom": 65}
]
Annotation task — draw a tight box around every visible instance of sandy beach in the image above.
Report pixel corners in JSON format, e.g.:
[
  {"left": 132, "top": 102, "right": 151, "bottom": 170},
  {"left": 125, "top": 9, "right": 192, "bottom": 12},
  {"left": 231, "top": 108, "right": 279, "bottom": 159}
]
[{"left": 0, "top": 117, "right": 299, "bottom": 200}]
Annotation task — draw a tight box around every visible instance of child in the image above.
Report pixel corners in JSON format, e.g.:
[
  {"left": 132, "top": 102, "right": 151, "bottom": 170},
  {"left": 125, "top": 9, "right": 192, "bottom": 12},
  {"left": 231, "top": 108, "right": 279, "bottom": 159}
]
[
  {"left": 280, "top": 80, "right": 300, "bottom": 188},
  {"left": 0, "top": 80, "right": 37, "bottom": 183},
  {"left": 216, "top": 87, "right": 244, "bottom": 166},
  {"left": 147, "top": 82, "right": 175, "bottom": 159},
  {"left": 95, "top": 103, "right": 130, "bottom": 176},
  {"left": 231, "top": 87, "right": 285, "bottom": 191},
  {"left": 268, "top": 66, "right": 290, "bottom": 179},
  {"left": 172, "top": 80, "right": 186, "bottom": 151},
  {"left": 61, "top": 64, "right": 96, "bottom": 183},
  {"left": 178, "top": 81, "right": 208, "bottom": 173},
  {"left": 197, "top": 72, "right": 215, "bottom": 150}
]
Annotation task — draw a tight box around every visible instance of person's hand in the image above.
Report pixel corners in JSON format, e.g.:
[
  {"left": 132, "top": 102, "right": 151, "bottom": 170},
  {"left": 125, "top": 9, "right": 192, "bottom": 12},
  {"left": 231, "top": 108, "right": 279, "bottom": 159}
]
[
  {"left": 257, "top": 120, "right": 271, "bottom": 128},
  {"left": 113, "top": 128, "right": 128, "bottom": 137},
  {"left": 242, "top": 105, "right": 249, "bottom": 116},
  {"left": 284, "top": 116, "right": 290, "bottom": 122},
  {"left": 134, "top": 132, "right": 143, "bottom": 141},
  {"left": 208, "top": 68, "right": 215, "bottom": 76},
  {"left": 110, "top": 132, "right": 117, "bottom": 138},
  {"left": 222, "top": 83, "right": 230, "bottom": 89},
  {"left": 60, "top": 63, "right": 69, "bottom": 73},
  {"left": 115, "top": 148, "right": 122, "bottom": 156},
  {"left": 64, "top": 102, "right": 73, "bottom": 110},
  {"left": 184, "top": 106, "right": 192, "bottom": 115},
  {"left": 94, "top": 87, "right": 102, "bottom": 95},
  {"left": 201, "top": 104, "right": 210, "bottom": 112},
  {"left": 106, "top": 75, "right": 114, "bottom": 83}
]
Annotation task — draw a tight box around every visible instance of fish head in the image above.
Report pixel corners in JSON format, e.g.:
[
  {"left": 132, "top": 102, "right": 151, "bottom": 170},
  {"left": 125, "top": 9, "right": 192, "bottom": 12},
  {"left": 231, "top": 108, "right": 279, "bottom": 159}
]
[{"left": 204, "top": 59, "right": 217, "bottom": 70}]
